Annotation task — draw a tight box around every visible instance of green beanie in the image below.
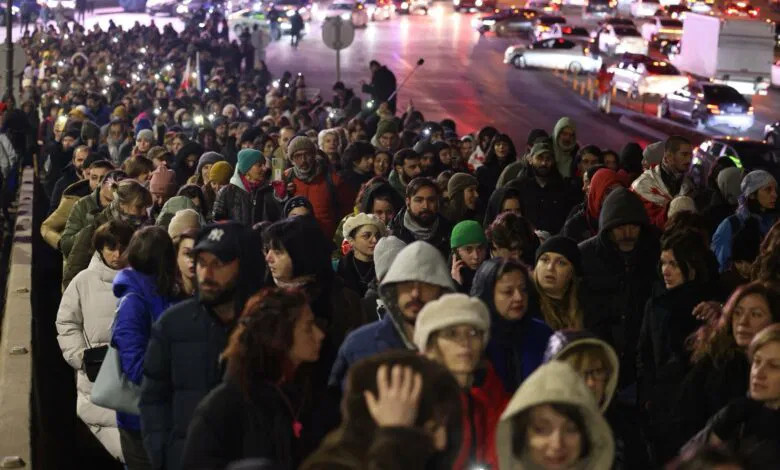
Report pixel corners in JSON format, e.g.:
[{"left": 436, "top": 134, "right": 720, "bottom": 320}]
[
  {"left": 374, "top": 119, "right": 399, "bottom": 139},
  {"left": 236, "top": 149, "right": 263, "bottom": 174},
  {"left": 450, "top": 220, "right": 487, "bottom": 249}
]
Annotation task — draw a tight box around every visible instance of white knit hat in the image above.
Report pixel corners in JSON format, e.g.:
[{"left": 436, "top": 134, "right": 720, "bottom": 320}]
[
  {"left": 342, "top": 213, "right": 388, "bottom": 239},
  {"left": 668, "top": 196, "right": 697, "bottom": 218},
  {"left": 413, "top": 293, "right": 490, "bottom": 352}
]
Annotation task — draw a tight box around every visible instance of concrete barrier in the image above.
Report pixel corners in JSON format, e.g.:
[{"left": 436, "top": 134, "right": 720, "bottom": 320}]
[{"left": 0, "top": 167, "right": 35, "bottom": 469}]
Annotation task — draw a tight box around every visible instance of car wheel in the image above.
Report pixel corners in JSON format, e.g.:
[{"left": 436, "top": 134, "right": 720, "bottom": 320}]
[
  {"left": 568, "top": 62, "right": 583, "bottom": 74},
  {"left": 659, "top": 99, "right": 670, "bottom": 118},
  {"left": 512, "top": 55, "right": 526, "bottom": 69}
]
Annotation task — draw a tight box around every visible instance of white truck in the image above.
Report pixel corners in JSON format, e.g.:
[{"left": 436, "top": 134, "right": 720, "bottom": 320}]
[{"left": 669, "top": 13, "right": 774, "bottom": 95}]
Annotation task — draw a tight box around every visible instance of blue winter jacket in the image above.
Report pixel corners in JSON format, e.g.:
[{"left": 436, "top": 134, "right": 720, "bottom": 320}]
[
  {"left": 328, "top": 313, "right": 409, "bottom": 389},
  {"left": 112, "top": 269, "right": 174, "bottom": 430},
  {"left": 711, "top": 210, "right": 777, "bottom": 272}
]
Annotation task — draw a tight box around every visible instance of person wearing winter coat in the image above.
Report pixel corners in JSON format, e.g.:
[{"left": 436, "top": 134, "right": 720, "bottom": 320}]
[
  {"left": 337, "top": 213, "right": 387, "bottom": 297},
  {"left": 702, "top": 166, "right": 742, "bottom": 236},
  {"left": 505, "top": 142, "right": 578, "bottom": 234},
  {"left": 155, "top": 196, "right": 202, "bottom": 230},
  {"left": 56, "top": 220, "right": 135, "bottom": 463},
  {"left": 413, "top": 293, "right": 509, "bottom": 470},
  {"left": 631, "top": 136, "right": 696, "bottom": 230},
  {"left": 562, "top": 168, "right": 623, "bottom": 243},
  {"left": 495, "top": 361, "right": 615, "bottom": 470},
  {"left": 113, "top": 226, "right": 177, "bottom": 470},
  {"left": 57, "top": 169, "right": 124, "bottom": 257},
  {"left": 302, "top": 351, "right": 463, "bottom": 470},
  {"left": 388, "top": 177, "right": 454, "bottom": 260},
  {"left": 637, "top": 229, "right": 719, "bottom": 464},
  {"left": 212, "top": 148, "right": 281, "bottom": 226},
  {"left": 173, "top": 141, "right": 204, "bottom": 188},
  {"left": 495, "top": 128, "right": 550, "bottom": 188},
  {"left": 482, "top": 186, "right": 523, "bottom": 228},
  {"left": 361, "top": 60, "right": 398, "bottom": 113},
  {"left": 282, "top": 136, "right": 351, "bottom": 237},
  {"left": 552, "top": 117, "right": 579, "bottom": 179},
  {"left": 467, "top": 126, "right": 498, "bottom": 172},
  {"left": 181, "top": 288, "right": 326, "bottom": 469},
  {"left": 449, "top": 220, "right": 487, "bottom": 294},
  {"left": 578, "top": 187, "right": 660, "bottom": 389},
  {"left": 167, "top": 209, "right": 202, "bottom": 298},
  {"left": 687, "top": 324, "right": 780, "bottom": 469},
  {"left": 49, "top": 140, "right": 88, "bottom": 213},
  {"left": 674, "top": 282, "right": 780, "bottom": 454},
  {"left": 712, "top": 170, "right": 778, "bottom": 272},
  {"left": 329, "top": 241, "right": 455, "bottom": 389},
  {"left": 140, "top": 221, "right": 263, "bottom": 470},
  {"left": 470, "top": 258, "right": 552, "bottom": 393},
  {"left": 475, "top": 133, "right": 516, "bottom": 199},
  {"left": 533, "top": 236, "right": 587, "bottom": 331},
  {"left": 64, "top": 180, "right": 153, "bottom": 289},
  {"left": 339, "top": 141, "right": 375, "bottom": 207},
  {"left": 332, "top": 179, "right": 404, "bottom": 256},
  {"left": 442, "top": 173, "right": 480, "bottom": 225},
  {"left": 485, "top": 212, "right": 540, "bottom": 267}
]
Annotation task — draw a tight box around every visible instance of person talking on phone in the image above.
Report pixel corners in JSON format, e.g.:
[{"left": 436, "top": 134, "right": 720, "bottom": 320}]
[{"left": 449, "top": 220, "right": 487, "bottom": 294}]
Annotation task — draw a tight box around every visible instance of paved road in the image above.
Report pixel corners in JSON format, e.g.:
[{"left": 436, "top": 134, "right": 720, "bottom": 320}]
[{"left": 9, "top": 3, "right": 780, "bottom": 146}]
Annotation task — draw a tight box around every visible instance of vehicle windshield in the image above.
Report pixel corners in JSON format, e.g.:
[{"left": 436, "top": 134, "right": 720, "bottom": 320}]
[
  {"left": 645, "top": 60, "right": 679, "bottom": 74},
  {"left": 704, "top": 85, "right": 746, "bottom": 103},
  {"left": 660, "top": 19, "right": 682, "bottom": 27},
  {"left": 614, "top": 27, "right": 640, "bottom": 36}
]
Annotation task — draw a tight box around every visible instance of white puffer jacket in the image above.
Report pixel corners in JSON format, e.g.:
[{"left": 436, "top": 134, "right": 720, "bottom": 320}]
[{"left": 56, "top": 252, "right": 124, "bottom": 462}]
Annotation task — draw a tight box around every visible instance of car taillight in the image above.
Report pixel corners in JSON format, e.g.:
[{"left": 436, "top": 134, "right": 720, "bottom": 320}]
[{"left": 706, "top": 104, "right": 720, "bottom": 114}]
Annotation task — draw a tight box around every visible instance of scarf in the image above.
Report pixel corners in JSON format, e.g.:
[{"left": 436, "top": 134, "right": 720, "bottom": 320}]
[
  {"left": 240, "top": 173, "right": 261, "bottom": 193},
  {"left": 273, "top": 274, "right": 316, "bottom": 290},
  {"left": 403, "top": 209, "right": 440, "bottom": 241}
]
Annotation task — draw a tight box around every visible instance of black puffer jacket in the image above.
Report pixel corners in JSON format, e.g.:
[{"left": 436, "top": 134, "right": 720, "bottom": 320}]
[
  {"left": 578, "top": 188, "right": 660, "bottom": 388},
  {"left": 505, "top": 168, "right": 577, "bottom": 234},
  {"left": 212, "top": 181, "right": 282, "bottom": 226}
]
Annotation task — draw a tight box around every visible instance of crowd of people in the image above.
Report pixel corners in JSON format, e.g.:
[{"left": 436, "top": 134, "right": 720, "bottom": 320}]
[{"left": 5, "top": 7, "right": 776, "bottom": 470}]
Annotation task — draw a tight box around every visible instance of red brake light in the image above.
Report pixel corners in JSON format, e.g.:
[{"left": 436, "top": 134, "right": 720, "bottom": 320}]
[{"left": 562, "top": 26, "right": 572, "bottom": 33}]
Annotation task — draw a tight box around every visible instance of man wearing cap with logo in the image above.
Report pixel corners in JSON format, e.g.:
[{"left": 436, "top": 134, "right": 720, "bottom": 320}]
[{"left": 140, "top": 221, "right": 262, "bottom": 470}]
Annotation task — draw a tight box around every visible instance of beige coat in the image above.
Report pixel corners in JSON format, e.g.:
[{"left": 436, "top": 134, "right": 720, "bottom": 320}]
[{"left": 496, "top": 361, "right": 614, "bottom": 470}]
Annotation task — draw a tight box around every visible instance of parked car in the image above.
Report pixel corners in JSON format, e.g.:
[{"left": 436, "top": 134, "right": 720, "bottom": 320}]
[
  {"left": 538, "top": 24, "right": 591, "bottom": 42},
  {"left": 582, "top": 0, "right": 616, "bottom": 18},
  {"left": 609, "top": 54, "right": 689, "bottom": 96},
  {"left": 268, "top": 0, "right": 313, "bottom": 21},
  {"left": 688, "top": 0, "right": 714, "bottom": 12},
  {"left": 321, "top": 0, "right": 368, "bottom": 26},
  {"left": 640, "top": 16, "right": 682, "bottom": 44},
  {"left": 533, "top": 14, "right": 566, "bottom": 40},
  {"left": 363, "top": 0, "right": 393, "bottom": 19},
  {"left": 526, "top": 0, "right": 560, "bottom": 12},
  {"left": 473, "top": 8, "right": 539, "bottom": 36},
  {"left": 597, "top": 24, "right": 648, "bottom": 55},
  {"left": 654, "top": 4, "right": 689, "bottom": 18},
  {"left": 394, "top": 0, "right": 429, "bottom": 14},
  {"left": 660, "top": 82, "right": 754, "bottom": 131},
  {"left": 689, "top": 138, "right": 780, "bottom": 188},
  {"left": 504, "top": 38, "right": 601, "bottom": 73},
  {"left": 630, "top": 0, "right": 660, "bottom": 17},
  {"left": 227, "top": 8, "right": 269, "bottom": 35},
  {"left": 723, "top": 1, "right": 758, "bottom": 16},
  {"left": 765, "top": 121, "right": 780, "bottom": 147},
  {"left": 453, "top": 0, "right": 496, "bottom": 12}
]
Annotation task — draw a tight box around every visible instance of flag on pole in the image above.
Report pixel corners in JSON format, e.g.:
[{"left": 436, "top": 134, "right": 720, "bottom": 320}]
[{"left": 180, "top": 57, "right": 191, "bottom": 90}]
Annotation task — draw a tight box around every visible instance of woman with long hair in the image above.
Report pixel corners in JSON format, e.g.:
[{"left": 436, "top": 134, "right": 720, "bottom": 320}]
[
  {"left": 475, "top": 133, "right": 517, "bottom": 203},
  {"left": 112, "top": 226, "right": 177, "bottom": 470},
  {"left": 675, "top": 282, "right": 780, "bottom": 451},
  {"left": 751, "top": 219, "right": 780, "bottom": 288},
  {"left": 181, "top": 288, "right": 325, "bottom": 469},
  {"left": 531, "top": 236, "right": 586, "bottom": 331}
]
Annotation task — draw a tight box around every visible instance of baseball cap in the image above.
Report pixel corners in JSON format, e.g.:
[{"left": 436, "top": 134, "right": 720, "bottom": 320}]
[{"left": 193, "top": 221, "right": 245, "bottom": 263}]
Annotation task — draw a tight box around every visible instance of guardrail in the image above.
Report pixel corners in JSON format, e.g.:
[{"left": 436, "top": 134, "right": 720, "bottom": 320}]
[{"left": 0, "top": 167, "right": 34, "bottom": 469}]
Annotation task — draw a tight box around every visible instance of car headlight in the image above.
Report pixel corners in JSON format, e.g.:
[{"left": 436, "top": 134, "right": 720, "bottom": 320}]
[
  {"left": 475, "top": 0, "right": 483, "bottom": 5},
  {"left": 286, "top": 9, "right": 294, "bottom": 16},
  {"left": 61, "top": 0, "right": 75, "bottom": 8},
  {"left": 401, "top": 1, "right": 408, "bottom": 8},
  {"left": 11, "top": 5, "right": 19, "bottom": 13},
  {"left": 176, "top": 4, "right": 188, "bottom": 13},
  {"left": 340, "top": 12, "right": 350, "bottom": 19}
]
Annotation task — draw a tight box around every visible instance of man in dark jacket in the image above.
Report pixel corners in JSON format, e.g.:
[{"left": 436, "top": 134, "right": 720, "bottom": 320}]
[
  {"left": 578, "top": 187, "right": 660, "bottom": 390},
  {"left": 140, "top": 222, "right": 263, "bottom": 470},
  {"left": 332, "top": 81, "right": 362, "bottom": 120},
  {"left": 506, "top": 142, "right": 577, "bottom": 234},
  {"left": 361, "top": 60, "right": 397, "bottom": 113},
  {"left": 49, "top": 142, "right": 89, "bottom": 214},
  {"left": 212, "top": 148, "right": 282, "bottom": 225},
  {"left": 388, "top": 177, "right": 453, "bottom": 259}
]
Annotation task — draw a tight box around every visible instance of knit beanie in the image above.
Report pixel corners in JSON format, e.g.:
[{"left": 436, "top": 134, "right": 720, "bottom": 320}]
[
  {"left": 343, "top": 213, "right": 388, "bottom": 239},
  {"left": 209, "top": 161, "right": 233, "bottom": 185},
  {"left": 717, "top": 167, "right": 743, "bottom": 206},
  {"left": 447, "top": 173, "right": 478, "bottom": 197},
  {"left": 283, "top": 196, "right": 314, "bottom": 218},
  {"left": 236, "top": 148, "right": 263, "bottom": 174},
  {"left": 740, "top": 170, "right": 776, "bottom": 199},
  {"left": 668, "top": 196, "right": 697, "bottom": 218},
  {"left": 642, "top": 141, "right": 664, "bottom": 167},
  {"left": 112, "top": 105, "right": 128, "bottom": 120},
  {"left": 374, "top": 119, "right": 398, "bottom": 139},
  {"left": 168, "top": 209, "right": 202, "bottom": 244},
  {"left": 149, "top": 166, "right": 177, "bottom": 196},
  {"left": 450, "top": 220, "right": 487, "bottom": 249},
  {"left": 286, "top": 136, "right": 317, "bottom": 160},
  {"left": 535, "top": 235, "right": 583, "bottom": 275},
  {"left": 135, "top": 118, "right": 153, "bottom": 135},
  {"left": 81, "top": 120, "right": 100, "bottom": 142},
  {"left": 374, "top": 235, "right": 406, "bottom": 282},
  {"left": 413, "top": 293, "right": 490, "bottom": 351},
  {"left": 136, "top": 128, "right": 155, "bottom": 143}
]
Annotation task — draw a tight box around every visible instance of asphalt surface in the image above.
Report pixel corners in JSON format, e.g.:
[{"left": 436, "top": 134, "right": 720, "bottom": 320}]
[{"left": 8, "top": 2, "right": 780, "bottom": 147}]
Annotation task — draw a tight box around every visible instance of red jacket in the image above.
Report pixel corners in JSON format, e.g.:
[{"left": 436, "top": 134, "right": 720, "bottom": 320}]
[
  {"left": 285, "top": 167, "right": 351, "bottom": 237},
  {"left": 453, "top": 364, "right": 509, "bottom": 470}
]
